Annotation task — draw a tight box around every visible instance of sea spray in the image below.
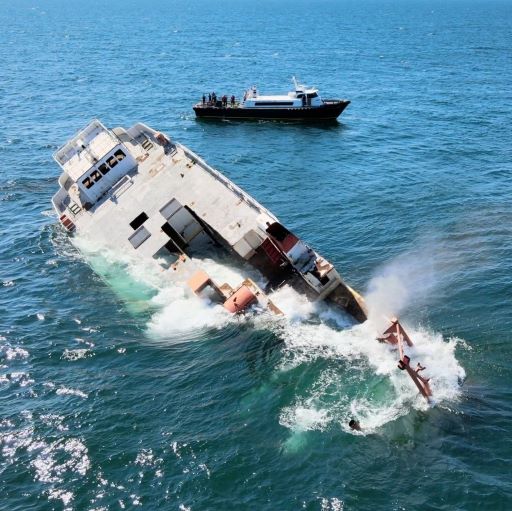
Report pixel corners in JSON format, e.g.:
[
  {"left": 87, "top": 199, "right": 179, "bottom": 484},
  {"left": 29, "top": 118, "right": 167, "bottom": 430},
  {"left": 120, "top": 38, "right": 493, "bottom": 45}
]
[{"left": 365, "top": 239, "right": 443, "bottom": 326}]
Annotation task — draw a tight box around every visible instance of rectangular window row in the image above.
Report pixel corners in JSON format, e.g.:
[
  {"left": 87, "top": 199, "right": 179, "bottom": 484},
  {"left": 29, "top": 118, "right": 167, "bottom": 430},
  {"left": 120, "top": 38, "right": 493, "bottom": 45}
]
[{"left": 82, "top": 149, "right": 126, "bottom": 189}]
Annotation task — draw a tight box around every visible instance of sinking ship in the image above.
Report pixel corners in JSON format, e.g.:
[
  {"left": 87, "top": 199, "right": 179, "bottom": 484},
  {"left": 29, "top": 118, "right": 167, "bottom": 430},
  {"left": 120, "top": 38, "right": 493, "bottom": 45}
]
[
  {"left": 52, "top": 120, "right": 367, "bottom": 321},
  {"left": 193, "top": 77, "right": 350, "bottom": 121}
]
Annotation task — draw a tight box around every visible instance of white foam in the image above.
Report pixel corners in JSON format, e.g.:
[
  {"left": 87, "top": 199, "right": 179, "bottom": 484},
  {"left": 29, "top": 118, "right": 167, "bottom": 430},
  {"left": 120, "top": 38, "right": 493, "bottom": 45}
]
[
  {"left": 134, "top": 448, "right": 155, "bottom": 467},
  {"left": 73, "top": 235, "right": 232, "bottom": 337},
  {"left": 147, "top": 286, "right": 231, "bottom": 337},
  {"left": 267, "top": 285, "right": 318, "bottom": 321},
  {"left": 280, "top": 404, "right": 329, "bottom": 432},
  {"left": 198, "top": 463, "right": 210, "bottom": 478},
  {"left": 4, "top": 371, "right": 35, "bottom": 387},
  {"left": 147, "top": 256, "right": 260, "bottom": 338},
  {"left": 273, "top": 294, "right": 465, "bottom": 436},
  {"left": 0, "top": 425, "right": 35, "bottom": 459},
  {"left": 130, "top": 494, "right": 142, "bottom": 506},
  {"left": 81, "top": 327, "right": 98, "bottom": 333},
  {"left": 40, "top": 414, "right": 69, "bottom": 432},
  {"left": 70, "top": 231, "right": 467, "bottom": 435},
  {"left": 56, "top": 387, "right": 88, "bottom": 399},
  {"left": 320, "top": 497, "right": 344, "bottom": 511}
]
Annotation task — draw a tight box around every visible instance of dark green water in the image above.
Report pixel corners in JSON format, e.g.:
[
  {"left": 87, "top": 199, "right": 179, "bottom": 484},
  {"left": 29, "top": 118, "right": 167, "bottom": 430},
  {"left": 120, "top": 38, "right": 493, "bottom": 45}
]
[{"left": 1, "top": 0, "right": 511, "bottom": 509}]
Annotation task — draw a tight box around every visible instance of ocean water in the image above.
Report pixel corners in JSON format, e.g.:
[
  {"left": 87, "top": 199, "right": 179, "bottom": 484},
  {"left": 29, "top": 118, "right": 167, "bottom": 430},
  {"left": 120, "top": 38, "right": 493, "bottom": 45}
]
[{"left": 1, "top": 0, "right": 511, "bottom": 509}]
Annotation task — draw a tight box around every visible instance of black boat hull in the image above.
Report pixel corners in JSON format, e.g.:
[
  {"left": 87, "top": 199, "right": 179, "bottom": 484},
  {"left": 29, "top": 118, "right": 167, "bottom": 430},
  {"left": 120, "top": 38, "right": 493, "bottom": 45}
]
[{"left": 193, "top": 100, "right": 350, "bottom": 121}]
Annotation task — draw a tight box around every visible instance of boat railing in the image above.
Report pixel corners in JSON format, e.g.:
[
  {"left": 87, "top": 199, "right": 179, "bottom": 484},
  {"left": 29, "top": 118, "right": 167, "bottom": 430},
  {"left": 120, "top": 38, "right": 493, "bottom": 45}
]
[{"left": 197, "top": 101, "right": 242, "bottom": 109}]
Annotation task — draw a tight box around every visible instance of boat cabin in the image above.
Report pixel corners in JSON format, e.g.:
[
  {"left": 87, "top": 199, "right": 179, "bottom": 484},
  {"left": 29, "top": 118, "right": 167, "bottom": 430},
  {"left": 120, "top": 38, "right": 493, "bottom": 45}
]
[
  {"left": 52, "top": 120, "right": 137, "bottom": 213},
  {"left": 242, "top": 77, "right": 324, "bottom": 108}
]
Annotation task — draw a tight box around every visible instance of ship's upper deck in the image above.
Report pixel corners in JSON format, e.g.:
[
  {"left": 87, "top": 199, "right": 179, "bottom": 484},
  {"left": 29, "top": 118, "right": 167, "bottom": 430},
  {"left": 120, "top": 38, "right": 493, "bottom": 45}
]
[{"left": 54, "top": 120, "right": 120, "bottom": 181}]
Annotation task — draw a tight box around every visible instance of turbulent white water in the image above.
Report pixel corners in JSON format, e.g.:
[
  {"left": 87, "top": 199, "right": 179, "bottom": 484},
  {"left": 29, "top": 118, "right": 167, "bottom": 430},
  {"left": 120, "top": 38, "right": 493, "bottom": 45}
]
[
  {"left": 70, "top": 233, "right": 467, "bottom": 436},
  {"left": 273, "top": 244, "right": 467, "bottom": 438}
]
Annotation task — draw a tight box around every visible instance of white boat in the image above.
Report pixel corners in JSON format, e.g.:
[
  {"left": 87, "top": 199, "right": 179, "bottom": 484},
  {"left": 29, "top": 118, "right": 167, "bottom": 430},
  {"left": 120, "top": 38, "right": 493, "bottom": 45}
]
[
  {"left": 52, "top": 120, "right": 367, "bottom": 320},
  {"left": 194, "top": 77, "right": 350, "bottom": 121}
]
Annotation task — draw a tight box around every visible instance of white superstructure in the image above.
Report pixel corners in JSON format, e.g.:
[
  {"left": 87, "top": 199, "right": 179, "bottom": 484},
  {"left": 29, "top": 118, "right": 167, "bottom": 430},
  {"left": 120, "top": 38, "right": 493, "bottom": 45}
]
[
  {"left": 242, "top": 77, "right": 324, "bottom": 108},
  {"left": 53, "top": 120, "right": 367, "bottom": 320}
]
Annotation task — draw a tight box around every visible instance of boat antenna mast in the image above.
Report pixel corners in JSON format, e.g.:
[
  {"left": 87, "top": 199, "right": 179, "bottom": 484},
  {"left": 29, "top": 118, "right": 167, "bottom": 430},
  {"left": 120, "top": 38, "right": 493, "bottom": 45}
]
[
  {"left": 292, "top": 76, "right": 305, "bottom": 93},
  {"left": 292, "top": 75, "right": 301, "bottom": 92}
]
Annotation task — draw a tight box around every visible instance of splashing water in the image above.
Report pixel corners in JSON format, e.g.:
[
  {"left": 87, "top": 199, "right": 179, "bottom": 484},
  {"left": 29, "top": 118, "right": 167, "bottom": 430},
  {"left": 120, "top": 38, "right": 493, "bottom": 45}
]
[
  {"left": 270, "top": 240, "right": 467, "bottom": 439},
  {"left": 275, "top": 313, "right": 466, "bottom": 439},
  {"left": 65, "top": 233, "right": 467, "bottom": 436}
]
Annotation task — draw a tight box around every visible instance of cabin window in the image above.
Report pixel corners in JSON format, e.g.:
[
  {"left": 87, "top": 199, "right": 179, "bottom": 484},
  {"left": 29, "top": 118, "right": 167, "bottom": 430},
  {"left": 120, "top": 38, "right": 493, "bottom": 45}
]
[
  {"left": 128, "top": 226, "right": 151, "bottom": 249},
  {"left": 114, "top": 149, "right": 126, "bottom": 162},
  {"left": 99, "top": 163, "right": 110, "bottom": 175},
  {"left": 107, "top": 156, "right": 118, "bottom": 168},
  {"left": 130, "top": 212, "right": 148, "bottom": 230},
  {"left": 307, "top": 92, "right": 318, "bottom": 99},
  {"left": 91, "top": 170, "right": 102, "bottom": 182},
  {"left": 254, "top": 101, "right": 294, "bottom": 106},
  {"left": 82, "top": 177, "right": 93, "bottom": 189}
]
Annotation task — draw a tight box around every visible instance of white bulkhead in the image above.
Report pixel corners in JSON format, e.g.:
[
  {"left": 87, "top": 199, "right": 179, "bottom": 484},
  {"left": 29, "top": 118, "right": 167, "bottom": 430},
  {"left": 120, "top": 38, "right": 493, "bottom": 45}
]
[{"left": 242, "top": 77, "right": 323, "bottom": 108}]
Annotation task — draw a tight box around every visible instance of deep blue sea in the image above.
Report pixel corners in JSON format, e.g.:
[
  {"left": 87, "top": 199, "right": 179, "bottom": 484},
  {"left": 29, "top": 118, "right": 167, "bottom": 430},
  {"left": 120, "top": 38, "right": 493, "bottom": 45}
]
[{"left": 1, "top": 0, "right": 511, "bottom": 509}]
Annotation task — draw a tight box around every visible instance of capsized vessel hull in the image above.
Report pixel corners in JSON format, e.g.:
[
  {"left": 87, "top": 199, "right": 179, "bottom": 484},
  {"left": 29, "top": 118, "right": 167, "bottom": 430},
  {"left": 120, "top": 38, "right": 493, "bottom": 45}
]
[{"left": 52, "top": 120, "right": 366, "bottom": 321}]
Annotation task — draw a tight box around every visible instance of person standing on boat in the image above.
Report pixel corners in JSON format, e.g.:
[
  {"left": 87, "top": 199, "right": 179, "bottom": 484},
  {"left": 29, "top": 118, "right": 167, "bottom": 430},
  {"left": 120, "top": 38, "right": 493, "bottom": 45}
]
[
  {"left": 202, "top": 94, "right": 206, "bottom": 105},
  {"left": 208, "top": 93, "right": 212, "bottom": 104},
  {"left": 230, "top": 95, "right": 235, "bottom": 106}
]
